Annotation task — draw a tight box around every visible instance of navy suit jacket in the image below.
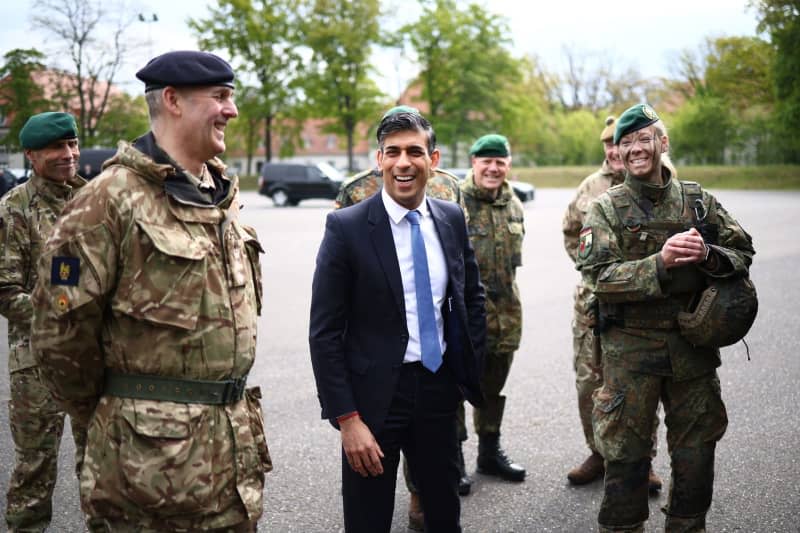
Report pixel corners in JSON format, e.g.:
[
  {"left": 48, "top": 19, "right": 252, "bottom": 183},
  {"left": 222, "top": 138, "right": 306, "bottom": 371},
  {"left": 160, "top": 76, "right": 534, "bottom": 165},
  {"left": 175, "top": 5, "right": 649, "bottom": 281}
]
[{"left": 309, "top": 193, "right": 487, "bottom": 434}]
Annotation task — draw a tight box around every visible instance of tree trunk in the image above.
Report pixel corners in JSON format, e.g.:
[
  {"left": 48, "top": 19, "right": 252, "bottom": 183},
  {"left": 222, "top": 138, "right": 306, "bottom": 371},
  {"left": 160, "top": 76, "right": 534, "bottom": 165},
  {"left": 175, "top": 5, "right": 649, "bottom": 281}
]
[
  {"left": 264, "top": 114, "right": 273, "bottom": 162},
  {"left": 347, "top": 126, "right": 355, "bottom": 172}
]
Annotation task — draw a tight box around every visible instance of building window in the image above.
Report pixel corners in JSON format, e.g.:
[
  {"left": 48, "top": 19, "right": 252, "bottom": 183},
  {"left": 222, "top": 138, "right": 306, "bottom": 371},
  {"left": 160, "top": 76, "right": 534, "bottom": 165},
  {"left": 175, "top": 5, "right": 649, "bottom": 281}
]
[{"left": 326, "top": 135, "right": 337, "bottom": 150}]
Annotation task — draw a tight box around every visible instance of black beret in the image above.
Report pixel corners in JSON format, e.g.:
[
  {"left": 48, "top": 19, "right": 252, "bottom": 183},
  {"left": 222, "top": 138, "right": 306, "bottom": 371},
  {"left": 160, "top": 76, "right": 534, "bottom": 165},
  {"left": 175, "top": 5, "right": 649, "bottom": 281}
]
[
  {"left": 614, "top": 104, "right": 660, "bottom": 145},
  {"left": 469, "top": 134, "right": 511, "bottom": 157},
  {"left": 136, "top": 51, "right": 235, "bottom": 92},
  {"left": 19, "top": 112, "right": 78, "bottom": 150}
]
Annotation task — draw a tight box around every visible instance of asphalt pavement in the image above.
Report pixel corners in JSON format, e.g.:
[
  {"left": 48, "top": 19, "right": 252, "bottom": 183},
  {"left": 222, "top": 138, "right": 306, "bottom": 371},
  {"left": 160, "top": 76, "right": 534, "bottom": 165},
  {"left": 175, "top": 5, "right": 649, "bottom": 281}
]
[{"left": 1, "top": 188, "right": 798, "bottom": 532}]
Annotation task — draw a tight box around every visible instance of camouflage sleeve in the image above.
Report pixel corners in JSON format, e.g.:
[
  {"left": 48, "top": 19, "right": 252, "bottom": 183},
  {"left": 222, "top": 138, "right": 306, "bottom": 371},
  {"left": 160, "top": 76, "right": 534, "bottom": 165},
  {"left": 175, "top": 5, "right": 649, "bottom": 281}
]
[
  {"left": 700, "top": 192, "right": 755, "bottom": 277},
  {"left": 0, "top": 203, "right": 32, "bottom": 323},
  {"left": 334, "top": 181, "right": 353, "bottom": 210},
  {"left": 577, "top": 200, "right": 667, "bottom": 304},
  {"left": 562, "top": 187, "right": 585, "bottom": 264},
  {"left": 31, "top": 185, "right": 120, "bottom": 426}
]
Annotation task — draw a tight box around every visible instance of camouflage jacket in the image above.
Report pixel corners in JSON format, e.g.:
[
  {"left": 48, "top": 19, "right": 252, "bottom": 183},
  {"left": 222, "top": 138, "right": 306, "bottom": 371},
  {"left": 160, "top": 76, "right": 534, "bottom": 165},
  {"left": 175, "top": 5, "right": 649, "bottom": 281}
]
[
  {"left": 335, "top": 167, "right": 467, "bottom": 214},
  {"left": 0, "top": 172, "right": 86, "bottom": 373},
  {"left": 577, "top": 169, "right": 755, "bottom": 379},
  {"left": 461, "top": 172, "right": 524, "bottom": 353},
  {"left": 562, "top": 161, "right": 624, "bottom": 323},
  {"left": 30, "top": 133, "right": 269, "bottom": 528}
]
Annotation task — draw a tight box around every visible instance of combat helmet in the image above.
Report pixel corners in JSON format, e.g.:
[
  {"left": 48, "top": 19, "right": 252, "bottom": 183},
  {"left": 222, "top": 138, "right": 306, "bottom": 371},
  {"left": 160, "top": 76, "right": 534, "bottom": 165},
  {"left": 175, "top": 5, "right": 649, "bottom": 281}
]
[{"left": 677, "top": 276, "right": 758, "bottom": 348}]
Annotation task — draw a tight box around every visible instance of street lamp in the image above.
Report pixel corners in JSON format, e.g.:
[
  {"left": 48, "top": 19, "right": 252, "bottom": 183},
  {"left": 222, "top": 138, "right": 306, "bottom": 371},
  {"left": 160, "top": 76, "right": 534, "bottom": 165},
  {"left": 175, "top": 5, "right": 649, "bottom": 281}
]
[{"left": 138, "top": 13, "right": 158, "bottom": 58}]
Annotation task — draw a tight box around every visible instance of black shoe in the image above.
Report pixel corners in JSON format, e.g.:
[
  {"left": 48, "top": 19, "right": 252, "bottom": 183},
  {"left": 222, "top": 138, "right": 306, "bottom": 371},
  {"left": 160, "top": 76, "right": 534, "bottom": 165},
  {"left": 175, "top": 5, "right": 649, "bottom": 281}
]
[
  {"left": 458, "top": 442, "right": 472, "bottom": 496},
  {"left": 477, "top": 433, "right": 526, "bottom": 482}
]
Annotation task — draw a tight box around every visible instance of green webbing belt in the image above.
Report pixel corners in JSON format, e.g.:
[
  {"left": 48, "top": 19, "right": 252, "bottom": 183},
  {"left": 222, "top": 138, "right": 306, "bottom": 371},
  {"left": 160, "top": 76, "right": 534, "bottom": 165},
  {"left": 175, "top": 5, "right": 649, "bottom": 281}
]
[{"left": 103, "top": 370, "right": 247, "bottom": 405}]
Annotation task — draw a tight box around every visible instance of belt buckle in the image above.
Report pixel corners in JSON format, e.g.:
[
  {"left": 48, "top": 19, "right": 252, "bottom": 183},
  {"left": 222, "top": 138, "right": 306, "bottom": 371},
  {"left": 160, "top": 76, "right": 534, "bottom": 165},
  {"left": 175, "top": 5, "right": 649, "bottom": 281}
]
[{"left": 222, "top": 376, "right": 247, "bottom": 404}]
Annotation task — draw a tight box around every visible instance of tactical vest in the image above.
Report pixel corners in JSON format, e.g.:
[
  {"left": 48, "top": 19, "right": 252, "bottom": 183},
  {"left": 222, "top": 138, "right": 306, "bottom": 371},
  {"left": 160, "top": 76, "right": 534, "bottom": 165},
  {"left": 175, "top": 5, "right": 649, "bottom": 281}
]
[{"left": 602, "top": 181, "right": 714, "bottom": 330}]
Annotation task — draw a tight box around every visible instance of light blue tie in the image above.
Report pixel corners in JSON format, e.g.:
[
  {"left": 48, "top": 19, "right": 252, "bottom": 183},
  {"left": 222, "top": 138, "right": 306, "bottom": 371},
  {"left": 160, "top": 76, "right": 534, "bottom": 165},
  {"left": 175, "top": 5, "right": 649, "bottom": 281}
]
[{"left": 406, "top": 210, "right": 443, "bottom": 372}]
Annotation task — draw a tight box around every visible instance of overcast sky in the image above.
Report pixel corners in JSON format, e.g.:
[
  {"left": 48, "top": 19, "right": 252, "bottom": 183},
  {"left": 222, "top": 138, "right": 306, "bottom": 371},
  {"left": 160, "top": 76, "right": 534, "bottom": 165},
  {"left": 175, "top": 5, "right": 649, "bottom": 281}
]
[{"left": 0, "top": 0, "right": 761, "bottom": 98}]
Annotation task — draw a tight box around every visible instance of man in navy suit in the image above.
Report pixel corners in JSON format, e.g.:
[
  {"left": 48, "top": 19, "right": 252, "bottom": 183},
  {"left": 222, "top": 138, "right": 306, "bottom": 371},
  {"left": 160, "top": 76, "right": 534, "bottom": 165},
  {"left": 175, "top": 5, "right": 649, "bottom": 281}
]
[{"left": 309, "top": 110, "right": 486, "bottom": 533}]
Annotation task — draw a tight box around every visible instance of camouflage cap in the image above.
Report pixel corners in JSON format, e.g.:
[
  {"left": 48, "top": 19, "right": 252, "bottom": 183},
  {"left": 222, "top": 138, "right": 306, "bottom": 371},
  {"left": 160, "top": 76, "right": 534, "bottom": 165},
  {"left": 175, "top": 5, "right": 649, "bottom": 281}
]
[
  {"left": 136, "top": 51, "right": 235, "bottom": 92},
  {"left": 469, "top": 134, "right": 511, "bottom": 157},
  {"left": 600, "top": 115, "right": 616, "bottom": 142},
  {"left": 19, "top": 112, "right": 78, "bottom": 150},
  {"left": 613, "top": 103, "right": 659, "bottom": 145},
  {"left": 381, "top": 105, "right": 420, "bottom": 120}
]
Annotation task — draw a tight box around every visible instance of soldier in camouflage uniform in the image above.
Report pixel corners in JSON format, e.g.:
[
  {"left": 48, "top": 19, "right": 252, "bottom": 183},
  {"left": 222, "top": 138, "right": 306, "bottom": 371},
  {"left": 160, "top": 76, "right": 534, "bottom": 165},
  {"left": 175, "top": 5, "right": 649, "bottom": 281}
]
[
  {"left": 30, "top": 51, "right": 271, "bottom": 531},
  {"left": 0, "top": 112, "right": 94, "bottom": 532},
  {"left": 577, "top": 104, "right": 755, "bottom": 532},
  {"left": 334, "top": 105, "right": 467, "bottom": 532},
  {"left": 562, "top": 116, "right": 663, "bottom": 492},
  {"left": 457, "top": 134, "right": 526, "bottom": 489}
]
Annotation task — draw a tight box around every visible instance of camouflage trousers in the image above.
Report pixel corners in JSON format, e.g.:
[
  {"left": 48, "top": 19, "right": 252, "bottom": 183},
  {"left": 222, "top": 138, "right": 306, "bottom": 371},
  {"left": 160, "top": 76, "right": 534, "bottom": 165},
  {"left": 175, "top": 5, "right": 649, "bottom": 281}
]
[
  {"left": 96, "top": 519, "right": 258, "bottom": 532},
  {"left": 6, "top": 366, "right": 88, "bottom": 532},
  {"left": 572, "top": 320, "right": 659, "bottom": 457},
  {"left": 457, "top": 350, "right": 514, "bottom": 440},
  {"left": 592, "top": 364, "right": 727, "bottom": 532}
]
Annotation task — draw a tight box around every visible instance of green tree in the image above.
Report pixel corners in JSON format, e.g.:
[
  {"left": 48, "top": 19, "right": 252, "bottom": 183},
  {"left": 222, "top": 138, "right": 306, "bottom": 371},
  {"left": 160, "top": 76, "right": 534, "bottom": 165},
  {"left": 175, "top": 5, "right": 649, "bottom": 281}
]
[
  {"left": 704, "top": 36, "right": 774, "bottom": 109},
  {"left": 403, "top": 0, "right": 522, "bottom": 165},
  {"left": 189, "top": 0, "right": 304, "bottom": 162},
  {"left": 752, "top": 0, "right": 800, "bottom": 162},
  {"left": 91, "top": 93, "right": 148, "bottom": 148},
  {"left": 298, "top": 0, "right": 385, "bottom": 172},
  {"left": 0, "top": 48, "right": 47, "bottom": 151},
  {"left": 668, "top": 95, "right": 736, "bottom": 164}
]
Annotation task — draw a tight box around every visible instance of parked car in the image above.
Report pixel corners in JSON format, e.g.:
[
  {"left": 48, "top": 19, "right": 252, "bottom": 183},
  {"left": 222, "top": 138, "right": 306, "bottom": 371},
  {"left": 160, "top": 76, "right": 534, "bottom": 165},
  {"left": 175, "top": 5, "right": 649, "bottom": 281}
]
[
  {"left": 0, "top": 168, "right": 18, "bottom": 198},
  {"left": 78, "top": 148, "right": 117, "bottom": 179},
  {"left": 444, "top": 168, "right": 535, "bottom": 202},
  {"left": 258, "top": 162, "right": 344, "bottom": 206},
  {"left": 8, "top": 167, "right": 30, "bottom": 184}
]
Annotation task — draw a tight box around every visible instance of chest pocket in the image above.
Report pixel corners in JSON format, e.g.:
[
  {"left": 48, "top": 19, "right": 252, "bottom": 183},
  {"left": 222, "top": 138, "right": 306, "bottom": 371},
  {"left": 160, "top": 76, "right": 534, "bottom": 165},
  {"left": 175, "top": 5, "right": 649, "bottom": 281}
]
[
  {"left": 507, "top": 219, "right": 524, "bottom": 267},
  {"left": 118, "top": 220, "right": 210, "bottom": 330}
]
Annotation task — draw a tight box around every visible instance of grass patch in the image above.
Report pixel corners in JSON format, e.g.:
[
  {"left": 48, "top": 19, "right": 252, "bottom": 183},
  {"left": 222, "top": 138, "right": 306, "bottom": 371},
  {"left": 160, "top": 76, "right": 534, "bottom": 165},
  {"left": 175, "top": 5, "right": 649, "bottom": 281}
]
[{"left": 513, "top": 165, "right": 800, "bottom": 190}]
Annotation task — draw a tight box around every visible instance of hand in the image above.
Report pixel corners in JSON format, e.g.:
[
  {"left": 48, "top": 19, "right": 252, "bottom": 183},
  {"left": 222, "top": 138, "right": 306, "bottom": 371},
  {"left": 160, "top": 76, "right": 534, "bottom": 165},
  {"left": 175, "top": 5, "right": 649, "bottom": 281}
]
[
  {"left": 660, "top": 227, "right": 708, "bottom": 269},
  {"left": 340, "top": 416, "right": 384, "bottom": 477}
]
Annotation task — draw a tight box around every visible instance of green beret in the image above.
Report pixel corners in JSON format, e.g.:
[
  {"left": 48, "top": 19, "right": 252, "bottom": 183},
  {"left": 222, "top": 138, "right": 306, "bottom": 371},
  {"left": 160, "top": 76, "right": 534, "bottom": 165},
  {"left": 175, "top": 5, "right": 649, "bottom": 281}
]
[
  {"left": 136, "top": 50, "right": 235, "bottom": 92},
  {"left": 381, "top": 105, "right": 420, "bottom": 120},
  {"left": 469, "top": 134, "right": 510, "bottom": 157},
  {"left": 613, "top": 104, "right": 659, "bottom": 145},
  {"left": 19, "top": 112, "right": 78, "bottom": 150},
  {"left": 600, "top": 115, "right": 616, "bottom": 142}
]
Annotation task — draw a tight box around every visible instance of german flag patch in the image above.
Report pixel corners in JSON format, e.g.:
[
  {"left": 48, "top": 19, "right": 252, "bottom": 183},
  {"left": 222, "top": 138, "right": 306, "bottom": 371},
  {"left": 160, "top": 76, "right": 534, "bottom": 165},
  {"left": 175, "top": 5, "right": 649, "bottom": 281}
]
[{"left": 578, "top": 227, "right": 593, "bottom": 259}]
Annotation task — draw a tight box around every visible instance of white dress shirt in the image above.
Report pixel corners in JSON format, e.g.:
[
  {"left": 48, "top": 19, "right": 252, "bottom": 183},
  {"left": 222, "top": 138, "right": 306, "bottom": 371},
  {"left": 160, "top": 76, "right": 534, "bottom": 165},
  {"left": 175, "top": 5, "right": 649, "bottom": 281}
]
[{"left": 381, "top": 188, "right": 448, "bottom": 363}]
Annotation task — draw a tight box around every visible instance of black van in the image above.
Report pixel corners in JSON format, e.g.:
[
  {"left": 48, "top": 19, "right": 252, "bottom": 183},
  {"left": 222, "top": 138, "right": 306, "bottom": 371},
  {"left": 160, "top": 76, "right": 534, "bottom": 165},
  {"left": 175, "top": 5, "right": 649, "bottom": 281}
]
[
  {"left": 257, "top": 162, "right": 344, "bottom": 206},
  {"left": 78, "top": 148, "right": 117, "bottom": 179}
]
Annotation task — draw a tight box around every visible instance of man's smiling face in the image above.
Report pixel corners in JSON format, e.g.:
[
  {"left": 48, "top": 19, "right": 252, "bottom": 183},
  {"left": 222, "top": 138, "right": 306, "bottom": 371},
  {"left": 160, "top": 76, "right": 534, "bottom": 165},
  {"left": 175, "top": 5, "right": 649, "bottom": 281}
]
[{"left": 377, "top": 128, "right": 439, "bottom": 210}]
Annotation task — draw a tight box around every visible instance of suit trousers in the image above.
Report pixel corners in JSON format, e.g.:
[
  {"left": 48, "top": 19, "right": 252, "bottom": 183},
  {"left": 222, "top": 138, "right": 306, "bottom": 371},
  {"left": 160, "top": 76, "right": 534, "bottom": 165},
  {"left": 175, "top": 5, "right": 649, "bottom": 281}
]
[{"left": 342, "top": 362, "right": 463, "bottom": 533}]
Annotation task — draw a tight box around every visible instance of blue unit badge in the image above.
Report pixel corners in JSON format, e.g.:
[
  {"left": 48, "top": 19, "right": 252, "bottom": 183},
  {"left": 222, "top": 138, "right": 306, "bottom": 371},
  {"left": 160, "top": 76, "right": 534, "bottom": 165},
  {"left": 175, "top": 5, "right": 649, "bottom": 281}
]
[{"left": 51, "top": 256, "right": 80, "bottom": 286}]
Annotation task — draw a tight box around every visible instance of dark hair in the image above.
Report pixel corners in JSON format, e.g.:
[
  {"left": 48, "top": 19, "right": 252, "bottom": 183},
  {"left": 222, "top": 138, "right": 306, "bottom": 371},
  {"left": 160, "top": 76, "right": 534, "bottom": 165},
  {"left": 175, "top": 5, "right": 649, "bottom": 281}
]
[{"left": 376, "top": 112, "right": 436, "bottom": 155}]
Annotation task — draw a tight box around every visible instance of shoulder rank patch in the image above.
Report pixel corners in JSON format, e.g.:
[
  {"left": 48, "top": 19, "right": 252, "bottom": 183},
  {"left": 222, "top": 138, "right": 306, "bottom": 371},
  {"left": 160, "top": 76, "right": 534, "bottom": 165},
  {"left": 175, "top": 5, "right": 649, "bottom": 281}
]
[
  {"left": 578, "top": 227, "right": 593, "bottom": 259},
  {"left": 51, "top": 256, "right": 80, "bottom": 286}
]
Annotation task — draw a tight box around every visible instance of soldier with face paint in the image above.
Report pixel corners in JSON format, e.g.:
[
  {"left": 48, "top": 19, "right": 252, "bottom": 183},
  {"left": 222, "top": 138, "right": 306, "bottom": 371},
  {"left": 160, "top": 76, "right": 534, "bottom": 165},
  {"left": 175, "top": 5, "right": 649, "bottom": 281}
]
[
  {"left": 562, "top": 116, "right": 664, "bottom": 493},
  {"left": 577, "top": 104, "right": 755, "bottom": 532}
]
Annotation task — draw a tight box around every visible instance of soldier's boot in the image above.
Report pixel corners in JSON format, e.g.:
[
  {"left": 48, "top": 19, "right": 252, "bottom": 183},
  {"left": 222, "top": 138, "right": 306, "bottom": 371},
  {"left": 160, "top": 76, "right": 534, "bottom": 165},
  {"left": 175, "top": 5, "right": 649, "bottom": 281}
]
[
  {"left": 457, "top": 441, "right": 472, "bottom": 496},
  {"left": 648, "top": 466, "right": 663, "bottom": 494},
  {"left": 567, "top": 451, "right": 605, "bottom": 485},
  {"left": 407, "top": 492, "right": 424, "bottom": 532},
  {"left": 662, "top": 445, "right": 715, "bottom": 533},
  {"left": 476, "top": 432, "right": 526, "bottom": 482},
  {"left": 598, "top": 458, "right": 650, "bottom": 532}
]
